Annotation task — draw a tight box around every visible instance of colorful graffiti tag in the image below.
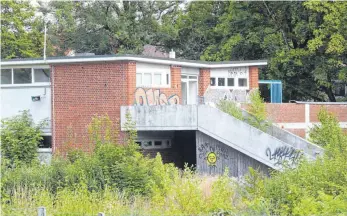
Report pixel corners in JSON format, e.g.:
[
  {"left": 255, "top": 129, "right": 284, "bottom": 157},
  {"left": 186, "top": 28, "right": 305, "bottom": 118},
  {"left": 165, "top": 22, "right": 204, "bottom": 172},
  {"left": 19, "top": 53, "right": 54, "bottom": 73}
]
[{"left": 134, "top": 88, "right": 180, "bottom": 106}]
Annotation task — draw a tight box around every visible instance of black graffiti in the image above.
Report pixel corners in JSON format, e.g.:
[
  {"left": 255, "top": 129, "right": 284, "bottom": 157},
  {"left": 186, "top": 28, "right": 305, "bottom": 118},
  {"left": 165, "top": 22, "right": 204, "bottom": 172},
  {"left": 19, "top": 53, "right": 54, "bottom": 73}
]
[{"left": 266, "top": 146, "right": 302, "bottom": 166}]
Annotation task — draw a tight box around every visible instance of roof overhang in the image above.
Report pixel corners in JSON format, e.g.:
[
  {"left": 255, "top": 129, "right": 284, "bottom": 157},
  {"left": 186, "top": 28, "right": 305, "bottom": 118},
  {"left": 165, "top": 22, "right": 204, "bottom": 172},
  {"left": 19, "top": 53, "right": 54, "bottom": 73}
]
[{"left": 1, "top": 55, "right": 268, "bottom": 68}]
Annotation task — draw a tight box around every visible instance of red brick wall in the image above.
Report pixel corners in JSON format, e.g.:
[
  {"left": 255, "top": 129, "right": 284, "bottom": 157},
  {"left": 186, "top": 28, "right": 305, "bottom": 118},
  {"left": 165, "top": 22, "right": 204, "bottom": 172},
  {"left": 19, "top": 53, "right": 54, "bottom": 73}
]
[
  {"left": 199, "top": 68, "right": 210, "bottom": 96},
  {"left": 249, "top": 66, "right": 259, "bottom": 89},
  {"left": 242, "top": 103, "right": 347, "bottom": 138},
  {"left": 265, "top": 103, "right": 305, "bottom": 123},
  {"left": 52, "top": 62, "right": 184, "bottom": 153},
  {"left": 52, "top": 62, "right": 130, "bottom": 153},
  {"left": 310, "top": 105, "right": 347, "bottom": 122}
]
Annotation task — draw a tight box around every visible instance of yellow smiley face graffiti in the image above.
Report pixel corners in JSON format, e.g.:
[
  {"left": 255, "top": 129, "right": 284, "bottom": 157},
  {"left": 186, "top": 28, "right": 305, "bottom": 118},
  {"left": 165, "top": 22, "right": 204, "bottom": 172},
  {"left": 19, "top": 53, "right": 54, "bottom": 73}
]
[{"left": 207, "top": 152, "right": 217, "bottom": 165}]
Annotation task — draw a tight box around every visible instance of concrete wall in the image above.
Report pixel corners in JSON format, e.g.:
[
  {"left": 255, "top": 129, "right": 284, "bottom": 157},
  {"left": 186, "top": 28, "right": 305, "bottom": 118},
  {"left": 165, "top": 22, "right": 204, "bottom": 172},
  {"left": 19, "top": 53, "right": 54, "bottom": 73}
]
[
  {"left": 121, "top": 105, "right": 198, "bottom": 131},
  {"left": 196, "top": 131, "right": 270, "bottom": 177},
  {"left": 121, "top": 105, "right": 321, "bottom": 170},
  {"left": 1, "top": 86, "right": 51, "bottom": 133},
  {"left": 240, "top": 109, "right": 324, "bottom": 157},
  {"left": 37, "top": 148, "right": 52, "bottom": 164}
]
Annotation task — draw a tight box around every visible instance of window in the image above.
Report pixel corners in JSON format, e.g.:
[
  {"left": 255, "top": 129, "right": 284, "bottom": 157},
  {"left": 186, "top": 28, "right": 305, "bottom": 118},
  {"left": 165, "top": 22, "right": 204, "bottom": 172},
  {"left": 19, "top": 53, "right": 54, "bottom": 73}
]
[
  {"left": 136, "top": 73, "right": 142, "bottom": 86},
  {"left": 218, "top": 78, "right": 225, "bottom": 86},
  {"left": 34, "top": 69, "right": 50, "bottom": 82},
  {"left": 143, "top": 73, "right": 152, "bottom": 85},
  {"left": 136, "top": 64, "right": 170, "bottom": 88},
  {"left": 210, "top": 67, "right": 249, "bottom": 89},
  {"left": 1, "top": 69, "right": 12, "bottom": 84},
  {"left": 39, "top": 136, "right": 52, "bottom": 148},
  {"left": 143, "top": 141, "right": 152, "bottom": 147},
  {"left": 1, "top": 67, "right": 50, "bottom": 85},
  {"left": 238, "top": 78, "right": 247, "bottom": 87},
  {"left": 137, "top": 139, "right": 172, "bottom": 149},
  {"left": 210, "top": 78, "right": 216, "bottom": 86},
  {"left": 227, "top": 78, "right": 234, "bottom": 87},
  {"left": 154, "top": 141, "right": 162, "bottom": 146},
  {"left": 166, "top": 74, "right": 170, "bottom": 85},
  {"left": 154, "top": 74, "right": 162, "bottom": 85},
  {"left": 13, "top": 68, "right": 31, "bottom": 84}
]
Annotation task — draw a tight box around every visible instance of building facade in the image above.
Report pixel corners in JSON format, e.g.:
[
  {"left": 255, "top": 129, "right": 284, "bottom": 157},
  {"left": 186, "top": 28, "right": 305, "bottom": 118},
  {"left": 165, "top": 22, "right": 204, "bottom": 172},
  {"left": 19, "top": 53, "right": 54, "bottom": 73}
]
[{"left": 1, "top": 55, "right": 346, "bottom": 176}]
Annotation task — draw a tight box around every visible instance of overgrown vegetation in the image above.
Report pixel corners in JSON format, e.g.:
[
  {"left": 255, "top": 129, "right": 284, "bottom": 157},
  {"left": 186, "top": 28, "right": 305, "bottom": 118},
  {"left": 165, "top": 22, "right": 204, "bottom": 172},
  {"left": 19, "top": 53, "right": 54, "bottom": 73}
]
[
  {"left": 217, "top": 89, "right": 271, "bottom": 132},
  {"left": 2, "top": 109, "right": 347, "bottom": 215},
  {"left": 1, "top": 110, "right": 47, "bottom": 167}
]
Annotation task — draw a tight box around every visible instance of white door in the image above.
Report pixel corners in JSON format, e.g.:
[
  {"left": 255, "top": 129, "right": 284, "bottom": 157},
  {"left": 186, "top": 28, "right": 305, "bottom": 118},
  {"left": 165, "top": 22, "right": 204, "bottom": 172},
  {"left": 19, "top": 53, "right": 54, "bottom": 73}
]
[{"left": 181, "top": 75, "right": 198, "bottom": 105}]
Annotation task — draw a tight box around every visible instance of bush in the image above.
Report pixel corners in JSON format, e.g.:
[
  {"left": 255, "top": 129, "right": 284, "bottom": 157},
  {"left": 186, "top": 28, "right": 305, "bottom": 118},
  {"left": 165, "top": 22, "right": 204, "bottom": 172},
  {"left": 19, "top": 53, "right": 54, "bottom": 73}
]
[
  {"left": 240, "top": 108, "right": 347, "bottom": 215},
  {"left": 246, "top": 89, "right": 270, "bottom": 131},
  {"left": 217, "top": 100, "right": 244, "bottom": 121},
  {"left": 1, "top": 110, "right": 47, "bottom": 167}
]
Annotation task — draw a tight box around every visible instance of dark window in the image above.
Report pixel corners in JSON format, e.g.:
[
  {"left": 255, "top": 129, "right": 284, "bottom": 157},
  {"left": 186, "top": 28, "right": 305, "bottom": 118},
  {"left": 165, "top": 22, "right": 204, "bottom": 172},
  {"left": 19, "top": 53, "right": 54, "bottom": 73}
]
[
  {"left": 227, "top": 78, "right": 234, "bottom": 87},
  {"left": 13, "top": 68, "right": 31, "bottom": 84},
  {"left": 334, "top": 83, "right": 346, "bottom": 96},
  {"left": 210, "top": 78, "right": 216, "bottom": 86},
  {"left": 1, "top": 69, "right": 12, "bottom": 84},
  {"left": 143, "top": 141, "right": 152, "bottom": 147},
  {"left": 238, "top": 78, "right": 247, "bottom": 87},
  {"left": 166, "top": 74, "right": 169, "bottom": 85},
  {"left": 39, "top": 136, "right": 52, "bottom": 148},
  {"left": 135, "top": 141, "right": 142, "bottom": 146},
  {"left": 34, "top": 69, "right": 50, "bottom": 82},
  {"left": 154, "top": 141, "right": 162, "bottom": 146},
  {"left": 218, "top": 78, "right": 225, "bottom": 86}
]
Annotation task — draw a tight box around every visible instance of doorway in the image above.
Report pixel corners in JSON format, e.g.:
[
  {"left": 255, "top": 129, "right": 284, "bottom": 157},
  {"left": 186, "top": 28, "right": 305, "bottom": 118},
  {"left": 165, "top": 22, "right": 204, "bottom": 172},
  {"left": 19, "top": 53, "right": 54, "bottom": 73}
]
[{"left": 181, "top": 75, "right": 198, "bottom": 105}]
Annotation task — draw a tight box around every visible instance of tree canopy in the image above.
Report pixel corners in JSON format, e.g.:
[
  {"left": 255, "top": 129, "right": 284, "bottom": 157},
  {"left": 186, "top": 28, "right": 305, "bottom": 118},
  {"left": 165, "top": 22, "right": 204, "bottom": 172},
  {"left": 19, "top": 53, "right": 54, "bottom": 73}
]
[
  {"left": 1, "top": 0, "right": 44, "bottom": 59},
  {"left": 1, "top": 0, "right": 347, "bottom": 101}
]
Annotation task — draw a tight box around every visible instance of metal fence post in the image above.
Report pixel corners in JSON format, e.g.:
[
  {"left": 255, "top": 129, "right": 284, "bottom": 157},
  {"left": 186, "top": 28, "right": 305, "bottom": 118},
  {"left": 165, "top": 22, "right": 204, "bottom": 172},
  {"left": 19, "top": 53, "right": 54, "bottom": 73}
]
[
  {"left": 38, "top": 207, "right": 46, "bottom": 216},
  {"left": 98, "top": 213, "right": 105, "bottom": 216}
]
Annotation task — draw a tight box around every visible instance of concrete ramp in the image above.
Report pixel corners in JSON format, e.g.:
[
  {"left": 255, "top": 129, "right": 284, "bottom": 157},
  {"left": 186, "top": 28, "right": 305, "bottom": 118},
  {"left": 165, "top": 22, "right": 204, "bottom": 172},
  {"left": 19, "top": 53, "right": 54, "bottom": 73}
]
[{"left": 121, "top": 105, "right": 324, "bottom": 170}]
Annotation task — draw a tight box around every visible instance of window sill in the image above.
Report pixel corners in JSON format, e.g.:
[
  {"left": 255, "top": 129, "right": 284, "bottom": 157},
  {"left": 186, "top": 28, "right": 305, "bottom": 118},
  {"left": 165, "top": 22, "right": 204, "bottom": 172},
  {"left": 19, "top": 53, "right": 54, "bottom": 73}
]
[{"left": 1, "top": 83, "right": 51, "bottom": 88}]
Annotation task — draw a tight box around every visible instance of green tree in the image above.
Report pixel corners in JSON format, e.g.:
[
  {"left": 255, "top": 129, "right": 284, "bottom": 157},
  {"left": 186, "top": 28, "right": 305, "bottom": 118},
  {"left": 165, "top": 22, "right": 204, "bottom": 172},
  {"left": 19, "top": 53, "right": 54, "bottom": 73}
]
[
  {"left": 1, "top": 0, "right": 44, "bottom": 59},
  {"left": 200, "top": 1, "right": 347, "bottom": 102},
  {"left": 41, "top": 1, "right": 179, "bottom": 55},
  {"left": 1, "top": 110, "right": 47, "bottom": 167},
  {"left": 158, "top": 1, "right": 229, "bottom": 60}
]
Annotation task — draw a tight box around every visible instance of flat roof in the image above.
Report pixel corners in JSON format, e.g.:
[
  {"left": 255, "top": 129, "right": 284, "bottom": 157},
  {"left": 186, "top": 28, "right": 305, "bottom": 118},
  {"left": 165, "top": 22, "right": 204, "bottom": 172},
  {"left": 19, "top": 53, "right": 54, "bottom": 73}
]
[{"left": 1, "top": 54, "right": 267, "bottom": 68}]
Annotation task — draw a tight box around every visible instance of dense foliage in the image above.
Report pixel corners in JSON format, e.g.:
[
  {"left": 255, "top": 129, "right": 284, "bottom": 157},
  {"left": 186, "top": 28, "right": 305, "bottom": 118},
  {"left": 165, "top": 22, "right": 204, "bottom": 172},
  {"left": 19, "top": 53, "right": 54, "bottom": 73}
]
[
  {"left": 1, "top": 109, "right": 347, "bottom": 215},
  {"left": 1, "top": 0, "right": 45, "bottom": 59},
  {"left": 2, "top": 1, "right": 346, "bottom": 101},
  {"left": 1, "top": 110, "right": 47, "bottom": 167}
]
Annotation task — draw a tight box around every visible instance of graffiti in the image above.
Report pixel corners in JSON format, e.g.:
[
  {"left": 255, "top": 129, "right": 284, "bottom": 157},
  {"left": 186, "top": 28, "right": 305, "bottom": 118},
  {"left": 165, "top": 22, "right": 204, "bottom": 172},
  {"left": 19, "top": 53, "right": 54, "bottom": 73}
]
[
  {"left": 134, "top": 88, "right": 180, "bottom": 106},
  {"left": 228, "top": 67, "right": 248, "bottom": 77},
  {"left": 207, "top": 152, "right": 217, "bottom": 165},
  {"left": 266, "top": 146, "right": 303, "bottom": 166},
  {"left": 204, "top": 87, "right": 251, "bottom": 104},
  {"left": 198, "top": 142, "right": 229, "bottom": 166}
]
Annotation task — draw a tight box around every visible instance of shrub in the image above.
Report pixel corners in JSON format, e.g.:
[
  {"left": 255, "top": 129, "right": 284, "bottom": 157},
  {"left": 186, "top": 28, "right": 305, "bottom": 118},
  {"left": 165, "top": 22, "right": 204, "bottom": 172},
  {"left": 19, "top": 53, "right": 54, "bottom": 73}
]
[
  {"left": 246, "top": 89, "right": 270, "bottom": 131},
  {"left": 240, "top": 108, "right": 347, "bottom": 215},
  {"left": 0, "top": 110, "right": 47, "bottom": 167},
  {"left": 217, "top": 100, "right": 244, "bottom": 121},
  {"left": 309, "top": 107, "right": 347, "bottom": 155}
]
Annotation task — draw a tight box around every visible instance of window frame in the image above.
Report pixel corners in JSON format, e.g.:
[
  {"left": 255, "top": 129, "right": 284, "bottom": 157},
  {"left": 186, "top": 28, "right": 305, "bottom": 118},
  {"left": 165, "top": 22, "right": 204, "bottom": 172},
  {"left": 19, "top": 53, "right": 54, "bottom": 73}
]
[
  {"left": 209, "top": 67, "right": 249, "bottom": 90},
  {"left": 1, "top": 65, "right": 51, "bottom": 87},
  {"left": 136, "top": 139, "right": 172, "bottom": 149},
  {"left": 136, "top": 71, "right": 170, "bottom": 88}
]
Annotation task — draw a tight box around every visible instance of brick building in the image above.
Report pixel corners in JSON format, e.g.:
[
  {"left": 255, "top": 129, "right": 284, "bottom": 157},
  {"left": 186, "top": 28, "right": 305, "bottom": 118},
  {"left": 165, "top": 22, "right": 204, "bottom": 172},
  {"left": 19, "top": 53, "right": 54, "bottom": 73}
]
[{"left": 1, "top": 54, "right": 346, "bottom": 176}]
